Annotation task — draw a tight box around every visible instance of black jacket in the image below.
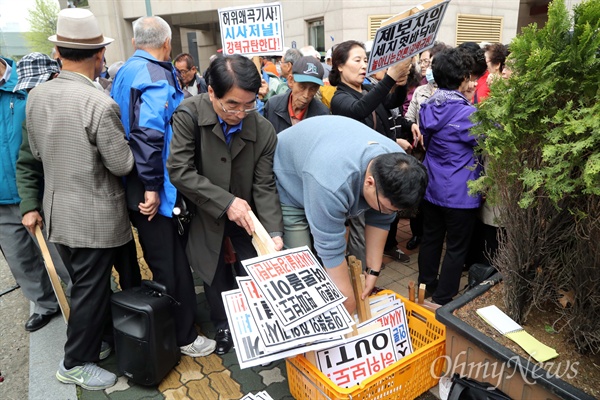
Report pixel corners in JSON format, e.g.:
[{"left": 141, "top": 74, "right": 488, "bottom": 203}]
[
  {"left": 264, "top": 91, "right": 330, "bottom": 134},
  {"left": 330, "top": 74, "right": 407, "bottom": 141}
]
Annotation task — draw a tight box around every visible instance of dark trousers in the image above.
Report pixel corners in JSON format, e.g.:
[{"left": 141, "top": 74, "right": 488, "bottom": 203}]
[
  {"left": 113, "top": 239, "right": 141, "bottom": 289},
  {"left": 418, "top": 200, "right": 477, "bottom": 305},
  {"left": 205, "top": 220, "right": 257, "bottom": 330},
  {"left": 56, "top": 245, "right": 116, "bottom": 368},
  {"left": 409, "top": 202, "right": 424, "bottom": 237},
  {"left": 465, "top": 219, "right": 500, "bottom": 267},
  {"left": 385, "top": 215, "right": 401, "bottom": 251},
  {"left": 130, "top": 211, "right": 197, "bottom": 346}
]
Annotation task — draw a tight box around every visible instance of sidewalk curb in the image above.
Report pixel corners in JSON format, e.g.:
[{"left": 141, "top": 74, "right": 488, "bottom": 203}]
[{"left": 29, "top": 304, "right": 76, "bottom": 400}]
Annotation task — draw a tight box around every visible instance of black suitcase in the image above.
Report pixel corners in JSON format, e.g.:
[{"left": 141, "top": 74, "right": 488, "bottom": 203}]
[{"left": 111, "top": 280, "right": 180, "bottom": 385}]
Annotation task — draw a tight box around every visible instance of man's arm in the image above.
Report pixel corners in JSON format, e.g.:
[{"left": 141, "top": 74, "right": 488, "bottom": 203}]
[
  {"left": 96, "top": 102, "right": 135, "bottom": 177},
  {"left": 362, "top": 223, "right": 388, "bottom": 299},
  {"left": 128, "top": 83, "right": 171, "bottom": 220},
  {"left": 326, "top": 258, "right": 357, "bottom": 314},
  {"left": 16, "top": 122, "right": 44, "bottom": 234},
  {"left": 319, "top": 218, "right": 391, "bottom": 315}
]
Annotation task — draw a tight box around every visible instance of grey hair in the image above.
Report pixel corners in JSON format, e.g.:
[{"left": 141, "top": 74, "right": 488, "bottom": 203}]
[
  {"left": 133, "top": 16, "right": 171, "bottom": 49},
  {"left": 283, "top": 48, "right": 302, "bottom": 65}
]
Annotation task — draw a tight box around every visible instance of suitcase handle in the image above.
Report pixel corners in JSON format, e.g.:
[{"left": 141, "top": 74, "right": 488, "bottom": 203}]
[{"left": 142, "top": 280, "right": 168, "bottom": 295}]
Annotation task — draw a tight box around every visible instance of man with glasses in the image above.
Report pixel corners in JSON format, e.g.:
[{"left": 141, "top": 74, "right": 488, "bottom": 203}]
[
  {"left": 168, "top": 54, "right": 284, "bottom": 355},
  {"left": 273, "top": 115, "right": 427, "bottom": 313},
  {"left": 173, "top": 53, "right": 207, "bottom": 96},
  {"left": 111, "top": 16, "right": 217, "bottom": 358}
]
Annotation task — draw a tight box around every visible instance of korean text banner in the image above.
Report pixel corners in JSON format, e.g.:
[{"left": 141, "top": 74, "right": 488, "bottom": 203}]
[
  {"left": 367, "top": 0, "right": 450, "bottom": 74},
  {"left": 242, "top": 246, "right": 346, "bottom": 329},
  {"left": 222, "top": 289, "right": 346, "bottom": 369},
  {"left": 316, "top": 326, "right": 398, "bottom": 389},
  {"left": 237, "top": 277, "right": 354, "bottom": 353},
  {"left": 218, "top": 2, "right": 284, "bottom": 56}
]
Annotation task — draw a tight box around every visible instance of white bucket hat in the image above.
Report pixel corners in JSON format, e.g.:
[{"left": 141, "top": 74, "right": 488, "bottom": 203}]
[{"left": 48, "top": 8, "right": 114, "bottom": 49}]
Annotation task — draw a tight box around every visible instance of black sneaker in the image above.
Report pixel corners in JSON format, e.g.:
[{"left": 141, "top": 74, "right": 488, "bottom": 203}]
[{"left": 383, "top": 248, "right": 411, "bottom": 263}]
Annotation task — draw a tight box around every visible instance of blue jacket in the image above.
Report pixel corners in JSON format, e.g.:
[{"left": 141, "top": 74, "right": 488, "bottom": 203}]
[
  {"left": 419, "top": 89, "right": 482, "bottom": 209},
  {"left": 111, "top": 50, "right": 184, "bottom": 218},
  {"left": 0, "top": 57, "right": 27, "bottom": 205}
]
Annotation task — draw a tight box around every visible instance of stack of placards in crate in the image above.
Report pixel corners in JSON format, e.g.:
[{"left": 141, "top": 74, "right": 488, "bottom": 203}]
[
  {"left": 222, "top": 244, "right": 414, "bottom": 390},
  {"left": 222, "top": 246, "right": 356, "bottom": 368},
  {"left": 309, "top": 291, "right": 413, "bottom": 388}
]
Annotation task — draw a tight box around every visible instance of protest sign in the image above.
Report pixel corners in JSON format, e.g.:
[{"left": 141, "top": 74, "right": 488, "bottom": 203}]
[
  {"left": 237, "top": 277, "right": 354, "bottom": 352},
  {"left": 222, "top": 289, "right": 346, "bottom": 369},
  {"left": 242, "top": 246, "right": 346, "bottom": 329},
  {"left": 367, "top": 0, "right": 450, "bottom": 74},
  {"left": 218, "top": 2, "right": 284, "bottom": 56},
  {"left": 315, "top": 326, "right": 398, "bottom": 388},
  {"left": 241, "top": 391, "right": 274, "bottom": 400},
  {"left": 358, "top": 302, "right": 413, "bottom": 360}
]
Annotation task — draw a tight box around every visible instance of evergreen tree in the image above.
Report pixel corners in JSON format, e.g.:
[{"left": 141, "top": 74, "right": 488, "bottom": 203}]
[
  {"left": 470, "top": 0, "right": 600, "bottom": 352},
  {"left": 25, "top": 0, "right": 60, "bottom": 55}
]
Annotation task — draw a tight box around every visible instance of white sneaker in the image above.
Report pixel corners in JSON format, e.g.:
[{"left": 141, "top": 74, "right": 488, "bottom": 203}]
[
  {"left": 56, "top": 360, "right": 117, "bottom": 390},
  {"left": 180, "top": 335, "right": 217, "bottom": 357}
]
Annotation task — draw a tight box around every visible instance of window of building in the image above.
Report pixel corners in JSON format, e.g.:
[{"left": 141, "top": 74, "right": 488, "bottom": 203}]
[
  {"left": 456, "top": 14, "right": 503, "bottom": 45},
  {"left": 368, "top": 15, "right": 393, "bottom": 40},
  {"left": 307, "top": 19, "right": 325, "bottom": 54}
]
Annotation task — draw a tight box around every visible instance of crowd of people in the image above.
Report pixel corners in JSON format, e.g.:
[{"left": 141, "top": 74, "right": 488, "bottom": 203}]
[{"left": 0, "top": 6, "right": 510, "bottom": 392}]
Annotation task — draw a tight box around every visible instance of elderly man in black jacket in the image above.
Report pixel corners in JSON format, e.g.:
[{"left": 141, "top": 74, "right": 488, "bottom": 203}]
[{"left": 264, "top": 56, "right": 329, "bottom": 133}]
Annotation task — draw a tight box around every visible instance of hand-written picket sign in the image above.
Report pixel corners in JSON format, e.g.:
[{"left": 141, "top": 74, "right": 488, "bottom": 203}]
[
  {"left": 218, "top": 2, "right": 284, "bottom": 56},
  {"left": 222, "top": 289, "right": 346, "bottom": 369},
  {"left": 237, "top": 276, "right": 354, "bottom": 352},
  {"left": 367, "top": 0, "right": 451, "bottom": 74},
  {"left": 243, "top": 246, "right": 346, "bottom": 329},
  {"left": 315, "top": 326, "right": 398, "bottom": 389},
  {"left": 358, "top": 303, "right": 413, "bottom": 360}
]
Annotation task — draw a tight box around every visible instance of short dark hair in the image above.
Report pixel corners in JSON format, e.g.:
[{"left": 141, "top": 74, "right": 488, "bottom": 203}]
[
  {"left": 429, "top": 42, "right": 450, "bottom": 59},
  {"left": 432, "top": 48, "right": 471, "bottom": 90},
  {"left": 56, "top": 46, "right": 103, "bottom": 62},
  {"left": 205, "top": 54, "right": 261, "bottom": 98},
  {"left": 329, "top": 40, "right": 365, "bottom": 86},
  {"left": 457, "top": 42, "right": 487, "bottom": 78},
  {"left": 371, "top": 153, "right": 428, "bottom": 210},
  {"left": 173, "top": 53, "right": 196, "bottom": 69}
]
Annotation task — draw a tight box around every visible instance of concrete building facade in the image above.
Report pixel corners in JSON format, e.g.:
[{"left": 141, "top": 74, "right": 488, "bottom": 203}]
[{"left": 85, "top": 0, "right": 581, "bottom": 74}]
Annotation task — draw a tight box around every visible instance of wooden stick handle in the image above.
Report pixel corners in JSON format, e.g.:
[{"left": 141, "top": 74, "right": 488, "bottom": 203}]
[
  {"left": 408, "top": 281, "right": 415, "bottom": 302},
  {"left": 418, "top": 283, "right": 426, "bottom": 304},
  {"left": 348, "top": 256, "right": 371, "bottom": 323},
  {"left": 248, "top": 211, "right": 278, "bottom": 255},
  {"left": 35, "top": 226, "right": 70, "bottom": 323}
]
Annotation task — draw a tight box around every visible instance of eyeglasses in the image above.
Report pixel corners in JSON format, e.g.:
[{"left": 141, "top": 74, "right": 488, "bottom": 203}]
[
  {"left": 418, "top": 59, "right": 431, "bottom": 66},
  {"left": 218, "top": 99, "right": 258, "bottom": 115},
  {"left": 176, "top": 68, "right": 190, "bottom": 75},
  {"left": 374, "top": 180, "right": 401, "bottom": 215}
]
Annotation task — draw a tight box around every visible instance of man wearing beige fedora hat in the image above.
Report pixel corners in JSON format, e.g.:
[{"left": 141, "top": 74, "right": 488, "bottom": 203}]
[{"left": 26, "top": 8, "right": 134, "bottom": 391}]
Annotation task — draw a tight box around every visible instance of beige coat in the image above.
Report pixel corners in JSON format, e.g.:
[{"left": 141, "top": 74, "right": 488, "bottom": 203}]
[
  {"left": 26, "top": 71, "right": 134, "bottom": 248},
  {"left": 167, "top": 94, "right": 283, "bottom": 285}
]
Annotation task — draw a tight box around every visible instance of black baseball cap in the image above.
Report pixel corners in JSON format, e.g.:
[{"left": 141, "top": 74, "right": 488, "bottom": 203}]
[{"left": 292, "top": 56, "right": 324, "bottom": 86}]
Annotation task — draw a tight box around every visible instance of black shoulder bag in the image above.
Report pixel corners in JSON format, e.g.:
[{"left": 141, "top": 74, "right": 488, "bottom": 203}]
[
  {"left": 447, "top": 373, "right": 512, "bottom": 400},
  {"left": 171, "top": 105, "right": 201, "bottom": 236}
]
